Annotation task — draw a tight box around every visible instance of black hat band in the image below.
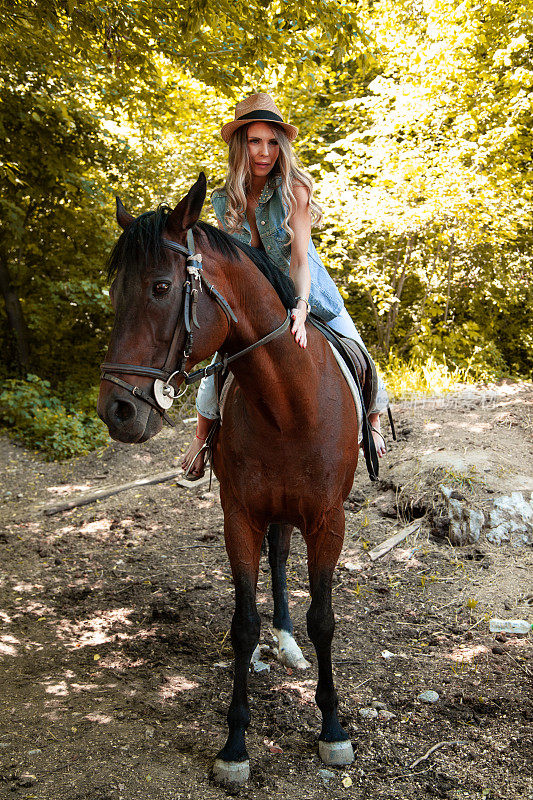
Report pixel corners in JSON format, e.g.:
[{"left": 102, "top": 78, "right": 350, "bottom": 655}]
[{"left": 237, "top": 110, "right": 284, "bottom": 123}]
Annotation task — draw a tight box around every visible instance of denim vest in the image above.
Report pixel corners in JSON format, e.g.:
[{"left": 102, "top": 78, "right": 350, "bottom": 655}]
[{"left": 211, "top": 176, "right": 343, "bottom": 322}]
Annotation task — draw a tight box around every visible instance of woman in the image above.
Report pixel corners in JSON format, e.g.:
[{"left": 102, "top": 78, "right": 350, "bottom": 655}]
[{"left": 181, "top": 93, "right": 388, "bottom": 478}]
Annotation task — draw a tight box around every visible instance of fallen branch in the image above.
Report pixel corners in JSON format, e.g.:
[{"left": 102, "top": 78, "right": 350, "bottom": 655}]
[
  {"left": 409, "top": 740, "right": 465, "bottom": 770},
  {"left": 367, "top": 522, "right": 420, "bottom": 561},
  {"left": 43, "top": 468, "right": 190, "bottom": 515},
  {"left": 175, "top": 542, "right": 220, "bottom": 549}
]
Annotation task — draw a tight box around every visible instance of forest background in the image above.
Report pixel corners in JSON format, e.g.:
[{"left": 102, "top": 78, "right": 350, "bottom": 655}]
[{"left": 1, "top": 0, "right": 532, "bottom": 459}]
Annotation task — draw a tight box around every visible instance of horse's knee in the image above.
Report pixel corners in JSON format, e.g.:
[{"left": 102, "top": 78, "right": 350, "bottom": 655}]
[
  {"left": 306, "top": 572, "right": 334, "bottom": 644},
  {"left": 231, "top": 606, "right": 260, "bottom": 654},
  {"left": 307, "top": 603, "right": 334, "bottom": 647}
]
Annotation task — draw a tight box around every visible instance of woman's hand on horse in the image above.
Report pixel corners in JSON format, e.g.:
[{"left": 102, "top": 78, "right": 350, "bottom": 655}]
[{"left": 291, "top": 306, "right": 307, "bottom": 348}]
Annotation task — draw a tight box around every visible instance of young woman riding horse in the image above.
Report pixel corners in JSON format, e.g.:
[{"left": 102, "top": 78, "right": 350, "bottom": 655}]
[
  {"left": 97, "top": 94, "right": 388, "bottom": 788},
  {"left": 181, "top": 93, "right": 389, "bottom": 479}
]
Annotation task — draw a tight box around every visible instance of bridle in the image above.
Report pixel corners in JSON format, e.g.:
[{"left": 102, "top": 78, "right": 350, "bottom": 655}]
[{"left": 100, "top": 228, "right": 291, "bottom": 426}]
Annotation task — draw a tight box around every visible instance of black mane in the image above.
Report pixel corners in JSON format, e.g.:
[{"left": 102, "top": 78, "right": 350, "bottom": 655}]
[
  {"left": 107, "top": 205, "right": 172, "bottom": 282},
  {"left": 196, "top": 221, "right": 296, "bottom": 311},
  {"left": 107, "top": 208, "right": 296, "bottom": 311}
]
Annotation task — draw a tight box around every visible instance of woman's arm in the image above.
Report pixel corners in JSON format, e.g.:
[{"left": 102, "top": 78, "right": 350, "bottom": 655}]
[{"left": 288, "top": 183, "right": 312, "bottom": 348}]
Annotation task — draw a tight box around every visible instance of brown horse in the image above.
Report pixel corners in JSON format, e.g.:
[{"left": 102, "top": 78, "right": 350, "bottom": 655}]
[{"left": 97, "top": 174, "right": 359, "bottom": 786}]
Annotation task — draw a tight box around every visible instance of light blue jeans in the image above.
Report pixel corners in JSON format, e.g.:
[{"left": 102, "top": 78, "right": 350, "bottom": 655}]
[{"left": 196, "top": 307, "right": 388, "bottom": 418}]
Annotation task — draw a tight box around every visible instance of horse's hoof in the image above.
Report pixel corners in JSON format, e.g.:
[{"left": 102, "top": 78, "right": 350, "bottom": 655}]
[
  {"left": 273, "top": 629, "right": 311, "bottom": 670},
  {"left": 319, "top": 740, "right": 354, "bottom": 766},
  {"left": 212, "top": 758, "right": 250, "bottom": 787}
]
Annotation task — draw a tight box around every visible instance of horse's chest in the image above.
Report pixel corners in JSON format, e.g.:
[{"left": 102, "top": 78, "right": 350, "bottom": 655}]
[
  {"left": 215, "top": 365, "right": 357, "bottom": 520},
  {"left": 217, "top": 438, "right": 348, "bottom": 519}
]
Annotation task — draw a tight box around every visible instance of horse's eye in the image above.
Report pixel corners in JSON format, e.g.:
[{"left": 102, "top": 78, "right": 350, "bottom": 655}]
[{"left": 153, "top": 281, "right": 171, "bottom": 297}]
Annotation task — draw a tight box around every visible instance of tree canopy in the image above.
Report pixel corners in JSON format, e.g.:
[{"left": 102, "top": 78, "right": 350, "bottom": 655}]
[{"left": 1, "top": 0, "right": 531, "bottom": 456}]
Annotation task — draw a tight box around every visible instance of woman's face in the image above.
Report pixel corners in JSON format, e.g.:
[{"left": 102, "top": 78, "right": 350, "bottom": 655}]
[{"left": 246, "top": 122, "right": 280, "bottom": 178}]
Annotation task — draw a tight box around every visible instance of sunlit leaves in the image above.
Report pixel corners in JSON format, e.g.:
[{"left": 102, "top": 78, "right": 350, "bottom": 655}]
[
  {"left": 302, "top": 0, "right": 532, "bottom": 373},
  {"left": 0, "top": 0, "right": 531, "bottom": 392}
]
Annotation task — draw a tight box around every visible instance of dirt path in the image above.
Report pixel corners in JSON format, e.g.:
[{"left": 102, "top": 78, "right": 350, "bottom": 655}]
[{"left": 1, "top": 382, "right": 532, "bottom": 800}]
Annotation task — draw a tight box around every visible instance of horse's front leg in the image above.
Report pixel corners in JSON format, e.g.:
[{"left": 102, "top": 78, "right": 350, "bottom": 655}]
[
  {"left": 306, "top": 506, "right": 354, "bottom": 766},
  {"left": 267, "top": 522, "right": 310, "bottom": 670},
  {"left": 213, "top": 511, "right": 263, "bottom": 788}
]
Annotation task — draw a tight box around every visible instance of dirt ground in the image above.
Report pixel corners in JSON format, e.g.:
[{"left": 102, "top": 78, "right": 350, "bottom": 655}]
[{"left": 0, "top": 381, "right": 532, "bottom": 800}]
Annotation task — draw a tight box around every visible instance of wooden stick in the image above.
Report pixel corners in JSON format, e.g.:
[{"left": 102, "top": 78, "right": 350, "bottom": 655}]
[
  {"left": 42, "top": 468, "right": 203, "bottom": 515},
  {"left": 367, "top": 522, "right": 420, "bottom": 561},
  {"left": 409, "top": 740, "right": 465, "bottom": 770},
  {"left": 352, "top": 677, "right": 373, "bottom": 690}
]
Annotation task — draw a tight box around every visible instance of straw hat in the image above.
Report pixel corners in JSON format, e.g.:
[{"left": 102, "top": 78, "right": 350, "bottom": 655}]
[{"left": 221, "top": 93, "right": 298, "bottom": 143}]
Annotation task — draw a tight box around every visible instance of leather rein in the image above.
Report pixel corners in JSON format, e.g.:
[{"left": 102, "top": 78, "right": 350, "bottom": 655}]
[{"left": 100, "top": 228, "right": 291, "bottom": 426}]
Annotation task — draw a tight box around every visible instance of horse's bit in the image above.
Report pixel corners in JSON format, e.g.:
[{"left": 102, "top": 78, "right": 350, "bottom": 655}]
[{"left": 100, "top": 228, "right": 291, "bottom": 426}]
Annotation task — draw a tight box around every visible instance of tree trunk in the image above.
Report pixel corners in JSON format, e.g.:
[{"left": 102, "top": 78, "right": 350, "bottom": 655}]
[
  {"left": 444, "top": 233, "right": 454, "bottom": 325},
  {"left": 0, "top": 251, "right": 30, "bottom": 374},
  {"left": 365, "top": 289, "right": 385, "bottom": 352},
  {"left": 382, "top": 235, "right": 416, "bottom": 357}
]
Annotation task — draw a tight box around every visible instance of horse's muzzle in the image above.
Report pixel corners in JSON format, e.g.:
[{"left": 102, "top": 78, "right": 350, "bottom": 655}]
[{"left": 97, "top": 385, "right": 163, "bottom": 443}]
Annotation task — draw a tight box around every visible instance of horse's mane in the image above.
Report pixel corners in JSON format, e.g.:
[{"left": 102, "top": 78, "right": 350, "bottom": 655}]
[
  {"left": 107, "top": 206, "right": 296, "bottom": 311},
  {"left": 196, "top": 221, "right": 296, "bottom": 311},
  {"left": 107, "top": 206, "right": 171, "bottom": 282}
]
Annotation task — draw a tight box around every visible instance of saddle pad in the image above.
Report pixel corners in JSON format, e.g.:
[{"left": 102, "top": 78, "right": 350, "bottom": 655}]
[
  {"left": 328, "top": 342, "right": 363, "bottom": 444},
  {"left": 219, "top": 347, "right": 362, "bottom": 444}
]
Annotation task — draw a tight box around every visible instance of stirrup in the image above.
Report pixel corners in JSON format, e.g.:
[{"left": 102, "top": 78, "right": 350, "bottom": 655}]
[
  {"left": 183, "top": 420, "right": 220, "bottom": 485},
  {"left": 370, "top": 426, "right": 386, "bottom": 447},
  {"left": 183, "top": 440, "right": 210, "bottom": 480}
]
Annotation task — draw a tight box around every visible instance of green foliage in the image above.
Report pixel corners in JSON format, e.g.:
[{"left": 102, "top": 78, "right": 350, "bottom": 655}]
[
  {"left": 409, "top": 323, "right": 508, "bottom": 379},
  {"left": 0, "top": 0, "right": 531, "bottom": 460},
  {"left": 304, "top": 0, "right": 533, "bottom": 374},
  {"left": 0, "top": 375, "right": 109, "bottom": 459},
  {"left": 1, "top": 0, "right": 362, "bottom": 94}
]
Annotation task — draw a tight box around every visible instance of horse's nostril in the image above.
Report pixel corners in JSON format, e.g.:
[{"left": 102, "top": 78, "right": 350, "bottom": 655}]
[{"left": 112, "top": 397, "right": 137, "bottom": 424}]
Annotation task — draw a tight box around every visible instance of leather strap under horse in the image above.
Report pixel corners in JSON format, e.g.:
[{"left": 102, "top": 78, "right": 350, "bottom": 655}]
[
  {"left": 100, "top": 228, "right": 291, "bottom": 426},
  {"left": 308, "top": 316, "right": 383, "bottom": 481}
]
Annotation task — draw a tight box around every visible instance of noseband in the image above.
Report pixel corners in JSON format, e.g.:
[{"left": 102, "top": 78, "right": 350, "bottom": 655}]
[{"left": 100, "top": 228, "right": 291, "bottom": 426}]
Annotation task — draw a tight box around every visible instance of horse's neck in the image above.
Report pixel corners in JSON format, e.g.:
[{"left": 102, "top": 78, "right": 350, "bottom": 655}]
[
  {"left": 222, "top": 267, "right": 318, "bottom": 433},
  {"left": 230, "top": 327, "right": 317, "bottom": 433}
]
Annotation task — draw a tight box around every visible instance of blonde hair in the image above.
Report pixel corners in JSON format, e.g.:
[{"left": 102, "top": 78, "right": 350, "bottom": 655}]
[{"left": 221, "top": 123, "right": 323, "bottom": 242}]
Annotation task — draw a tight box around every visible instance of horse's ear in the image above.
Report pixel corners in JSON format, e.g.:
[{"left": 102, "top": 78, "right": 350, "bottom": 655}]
[
  {"left": 166, "top": 172, "right": 207, "bottom": 235},
  {"left": 116, "top": 197, "right": 135, "bottom": 230}
]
